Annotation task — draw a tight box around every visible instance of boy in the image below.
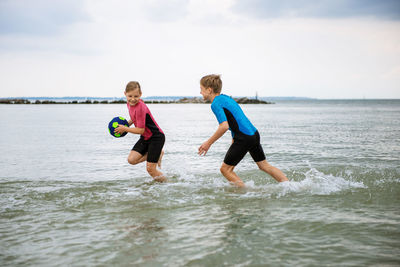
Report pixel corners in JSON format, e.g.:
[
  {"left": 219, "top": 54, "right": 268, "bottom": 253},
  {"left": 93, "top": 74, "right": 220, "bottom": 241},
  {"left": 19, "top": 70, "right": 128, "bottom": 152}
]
[
  {"left": 198, "top": 74, "right": 289, "bottom": 187},
  {"left": 115, "top": 81, "right": 166, "bottom": 182}
]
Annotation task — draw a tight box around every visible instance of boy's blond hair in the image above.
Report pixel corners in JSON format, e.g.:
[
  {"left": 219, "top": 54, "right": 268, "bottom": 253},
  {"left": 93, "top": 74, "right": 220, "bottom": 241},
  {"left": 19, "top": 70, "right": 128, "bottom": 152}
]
[
  {"left": 200, "top": 74, "right": 222, "bottom": 94},
  {"left": 125, "top": 81, "right": 142, "bottom": 94}
]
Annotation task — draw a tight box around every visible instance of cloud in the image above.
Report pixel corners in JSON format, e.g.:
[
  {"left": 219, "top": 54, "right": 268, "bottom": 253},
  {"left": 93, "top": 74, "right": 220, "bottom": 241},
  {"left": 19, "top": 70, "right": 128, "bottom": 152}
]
[
  {"left": 141, "top": 0, "right": 190, "bottom": 22},
  {"left": 0, "top": 0, "right": 89, "bottom": 35},
  {"left": 0, "top": 0, "right": 399, "bottom": 98},
  {"left": 232, "top": 0, "right": 400, "bottom": 20}
]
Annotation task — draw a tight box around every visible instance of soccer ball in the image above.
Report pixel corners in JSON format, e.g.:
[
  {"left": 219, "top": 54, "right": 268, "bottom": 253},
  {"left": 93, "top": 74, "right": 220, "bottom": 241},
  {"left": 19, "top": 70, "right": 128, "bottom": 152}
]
[{"left": 108, "top": 116, "right": 129, "bottom": 138}]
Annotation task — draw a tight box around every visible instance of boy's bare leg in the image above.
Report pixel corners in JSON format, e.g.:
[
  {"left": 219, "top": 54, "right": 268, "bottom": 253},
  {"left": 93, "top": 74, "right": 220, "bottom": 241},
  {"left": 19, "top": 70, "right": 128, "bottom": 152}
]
[
  {"left": 146, "top": 162, "right": 166, "bottom": 182},
  {"left": 220, "top": 163, "right": 245, "bottom": 187},
  {"left": 127, "top": 151, "right": 147, "bottom": 165},
  {"left": 157, "top": 150, "right": 164, "bottom": 169},
  {"left": 256, "top": 160, "right": 289, "bottom": 182}
]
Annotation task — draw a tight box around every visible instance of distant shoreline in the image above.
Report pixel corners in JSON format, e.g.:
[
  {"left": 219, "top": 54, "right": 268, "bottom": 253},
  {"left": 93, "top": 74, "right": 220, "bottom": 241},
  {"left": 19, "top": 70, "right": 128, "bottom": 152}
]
[
  {"left": 1, "top": 97, "right": 397, "bottom": 105},
  {"left": 0, "top": 97, "right": 274, "bottom": 105}
]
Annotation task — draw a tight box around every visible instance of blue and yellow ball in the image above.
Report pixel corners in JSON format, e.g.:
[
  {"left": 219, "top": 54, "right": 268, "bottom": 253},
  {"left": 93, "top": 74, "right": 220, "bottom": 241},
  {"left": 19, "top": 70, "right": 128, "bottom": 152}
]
[{"left": 108, "top": 116, "right": 129, "bottom": 138}]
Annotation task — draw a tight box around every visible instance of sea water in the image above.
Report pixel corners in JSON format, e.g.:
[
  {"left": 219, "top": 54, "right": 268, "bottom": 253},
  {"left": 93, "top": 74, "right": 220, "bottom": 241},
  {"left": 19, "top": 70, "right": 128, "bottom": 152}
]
[{"left": 0, "top": 100, "right": 399, "bottom": 266}]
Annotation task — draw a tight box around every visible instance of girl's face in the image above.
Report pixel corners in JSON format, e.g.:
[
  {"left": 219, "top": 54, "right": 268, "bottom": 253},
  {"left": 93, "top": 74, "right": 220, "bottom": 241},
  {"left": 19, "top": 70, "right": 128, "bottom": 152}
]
[
  {"left": 125, "top": 88, "right": 142, "bottom": 106},
  {"left": 200, "top": 85, "right": 212, "bottom": 101}
]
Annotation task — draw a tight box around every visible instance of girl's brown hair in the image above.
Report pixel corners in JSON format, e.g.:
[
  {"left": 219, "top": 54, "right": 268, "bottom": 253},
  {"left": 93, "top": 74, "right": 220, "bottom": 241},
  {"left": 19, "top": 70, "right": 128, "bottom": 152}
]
[
  {"left": 200, "top": 74, "right": 222, "bottom": 94},
  {"left": 125, "top": 81, "right": 142, "bottom": 94}
]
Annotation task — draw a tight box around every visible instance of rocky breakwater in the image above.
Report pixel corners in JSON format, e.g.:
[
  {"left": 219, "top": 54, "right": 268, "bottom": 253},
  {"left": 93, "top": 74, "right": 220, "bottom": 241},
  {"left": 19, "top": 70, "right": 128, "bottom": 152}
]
[{"left": 0, "top": 97, "right": 274, "bottom": 104}]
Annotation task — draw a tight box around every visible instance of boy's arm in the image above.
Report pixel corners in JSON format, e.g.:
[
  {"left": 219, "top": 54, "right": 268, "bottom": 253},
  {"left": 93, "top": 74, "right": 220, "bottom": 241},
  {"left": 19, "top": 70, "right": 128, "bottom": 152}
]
[{"left": 198, "top": 121, "right": 229, "bottom": 156}]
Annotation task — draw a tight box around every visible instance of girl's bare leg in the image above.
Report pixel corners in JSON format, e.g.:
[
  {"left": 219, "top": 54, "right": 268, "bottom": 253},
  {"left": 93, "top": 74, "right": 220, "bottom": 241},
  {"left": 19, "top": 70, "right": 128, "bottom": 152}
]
[
  {"left": 127, "top": 151, "right": 147, "bottom": 165},
  {"left": 146, "top": 162, "right": 166, "bottom": 182}
]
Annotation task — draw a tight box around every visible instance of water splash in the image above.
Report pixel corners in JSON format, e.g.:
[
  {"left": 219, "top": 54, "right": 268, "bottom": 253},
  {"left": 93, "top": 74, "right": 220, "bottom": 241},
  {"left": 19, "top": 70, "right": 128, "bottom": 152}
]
[
  {"left": 279, "top": 167, "right": 366, "bottom": 196},
  {"left": 240, "top": 167, "right": 367, "bottom": 199}
]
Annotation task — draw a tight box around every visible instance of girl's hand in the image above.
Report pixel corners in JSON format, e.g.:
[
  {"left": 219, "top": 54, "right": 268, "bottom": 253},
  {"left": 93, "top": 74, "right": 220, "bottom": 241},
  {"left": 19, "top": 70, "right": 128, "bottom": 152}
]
[
  {"left": 198, "top": 141, "right": 211, "bottom": 156},
  {"left": 115, "top": 125, "right": 128, "bottom": 134}
]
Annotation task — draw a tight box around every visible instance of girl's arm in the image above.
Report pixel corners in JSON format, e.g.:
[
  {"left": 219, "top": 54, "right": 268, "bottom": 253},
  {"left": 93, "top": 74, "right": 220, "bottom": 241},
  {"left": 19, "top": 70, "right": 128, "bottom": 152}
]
[
  {"left": 198, "top": 121, "right": 229, "bottom": 156},
  {"left": 115, "top": 125, "right": 144, "bottom": 135}
]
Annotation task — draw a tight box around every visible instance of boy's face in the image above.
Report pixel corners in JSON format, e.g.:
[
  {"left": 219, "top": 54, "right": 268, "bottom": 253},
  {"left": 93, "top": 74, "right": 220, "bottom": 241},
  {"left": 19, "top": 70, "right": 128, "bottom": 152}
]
[
  {"left": 125, "top": 88, "right": 142, "bottom": 106},
  {"left": 200, "top": 85, "right": 212, "bottom": 101}
]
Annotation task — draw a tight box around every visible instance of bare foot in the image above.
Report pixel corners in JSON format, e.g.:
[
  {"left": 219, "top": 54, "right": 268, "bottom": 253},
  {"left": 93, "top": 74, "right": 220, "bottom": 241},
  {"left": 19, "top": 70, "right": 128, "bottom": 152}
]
[
  {"left": 157, "top": 150, "right": 164, "bottom": 169},
  {"left": 153, "top": 175, "right": 166, "bottom": 183}
]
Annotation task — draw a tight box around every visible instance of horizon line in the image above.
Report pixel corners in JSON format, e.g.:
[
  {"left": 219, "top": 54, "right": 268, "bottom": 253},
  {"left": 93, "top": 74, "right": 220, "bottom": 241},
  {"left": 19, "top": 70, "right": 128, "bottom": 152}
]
[{"left": 1, "top": 96, "right": 400, "bottom": 100}]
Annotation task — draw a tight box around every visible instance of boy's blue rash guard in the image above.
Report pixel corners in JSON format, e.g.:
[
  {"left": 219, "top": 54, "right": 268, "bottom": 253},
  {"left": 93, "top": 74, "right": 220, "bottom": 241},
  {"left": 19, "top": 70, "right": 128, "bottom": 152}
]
[{"left": 211, "top": 94, "right": 257, "bottom": 137}]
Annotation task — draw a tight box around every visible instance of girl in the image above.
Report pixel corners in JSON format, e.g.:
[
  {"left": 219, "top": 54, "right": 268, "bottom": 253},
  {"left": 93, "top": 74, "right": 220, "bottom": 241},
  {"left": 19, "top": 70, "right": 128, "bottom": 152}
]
[{"left": 115, "top": 81, "right": 166, "bottom": 182}]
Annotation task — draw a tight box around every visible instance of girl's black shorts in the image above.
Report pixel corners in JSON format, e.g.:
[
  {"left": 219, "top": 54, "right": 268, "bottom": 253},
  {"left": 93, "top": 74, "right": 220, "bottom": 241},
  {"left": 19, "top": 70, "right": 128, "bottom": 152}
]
[
  {"left": 224, "top": 131, "right": 266, "bottom": 166},
  {"left": 132, "top": 134, "right": 165, "bottom": 163}
]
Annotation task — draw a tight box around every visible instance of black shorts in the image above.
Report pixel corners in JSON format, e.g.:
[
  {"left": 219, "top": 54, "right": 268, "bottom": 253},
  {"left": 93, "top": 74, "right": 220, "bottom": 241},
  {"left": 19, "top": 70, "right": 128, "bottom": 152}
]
[
  {"left": 224, "top": 131, "right": 266, "bottom": 166},
  {"left": 132, "top": 134, "right": 165, "bottom": 163}
]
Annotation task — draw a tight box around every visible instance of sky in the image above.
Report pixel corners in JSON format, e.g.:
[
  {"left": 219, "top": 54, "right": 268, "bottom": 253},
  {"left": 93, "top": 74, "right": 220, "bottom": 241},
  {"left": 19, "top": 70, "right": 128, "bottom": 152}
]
[{"left": 0, "top": 0, "right": 399, "bottom": 99}]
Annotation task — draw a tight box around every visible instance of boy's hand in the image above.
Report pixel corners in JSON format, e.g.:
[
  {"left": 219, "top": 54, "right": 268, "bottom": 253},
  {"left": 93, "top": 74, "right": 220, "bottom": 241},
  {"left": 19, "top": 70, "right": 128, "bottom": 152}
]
[
  {"left": 198, "top": 141, "right": 211, "bottom": 156},
  {"left": 115, "top": 125, "right": 128, "bottom": 134}
]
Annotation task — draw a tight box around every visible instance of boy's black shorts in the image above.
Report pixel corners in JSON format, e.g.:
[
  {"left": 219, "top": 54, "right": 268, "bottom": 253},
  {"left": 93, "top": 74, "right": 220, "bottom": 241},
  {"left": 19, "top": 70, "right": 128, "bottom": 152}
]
[
  {"left": 132, "top": 134, "right": 165, "bottom": 163},
  {"left": 224, "top": 131, "right": 266, "bottom": 166}
]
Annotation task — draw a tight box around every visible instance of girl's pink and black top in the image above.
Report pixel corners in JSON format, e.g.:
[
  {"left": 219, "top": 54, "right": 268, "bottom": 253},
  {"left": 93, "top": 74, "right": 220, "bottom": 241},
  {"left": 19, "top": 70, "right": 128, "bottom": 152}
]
[{"left": 127, "top": 100, "right": 164, "bottom": 140}]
